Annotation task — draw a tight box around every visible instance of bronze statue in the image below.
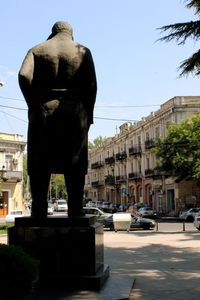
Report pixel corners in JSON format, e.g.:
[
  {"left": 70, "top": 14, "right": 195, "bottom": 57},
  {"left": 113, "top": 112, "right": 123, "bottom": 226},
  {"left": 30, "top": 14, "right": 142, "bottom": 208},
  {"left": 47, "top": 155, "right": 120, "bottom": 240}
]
[{"left": 19, "top": 21, "right": 97, "bottom": 218}]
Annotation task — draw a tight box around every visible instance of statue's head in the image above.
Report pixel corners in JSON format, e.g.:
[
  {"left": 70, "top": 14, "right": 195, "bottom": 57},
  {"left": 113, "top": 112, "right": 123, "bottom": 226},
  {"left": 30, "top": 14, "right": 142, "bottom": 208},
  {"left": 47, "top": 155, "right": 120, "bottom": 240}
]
[{"left": 48, "top": 21, "right": 73, "bottom": 39}]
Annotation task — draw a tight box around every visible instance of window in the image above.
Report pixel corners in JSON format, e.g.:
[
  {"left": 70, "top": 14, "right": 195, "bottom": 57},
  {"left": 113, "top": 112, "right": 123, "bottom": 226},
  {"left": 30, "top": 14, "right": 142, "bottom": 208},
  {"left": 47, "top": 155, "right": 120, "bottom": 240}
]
[
  {"left": 155, "top": 127, "right": 160, "bottom": 139},
  {"left": 137, "top": 135, "right": 141, "bottom": 146},
  {"left": 5, "top": 154, "right": 13, "bottom": 170},
  {"left": 146, "top": 157, "right": 150, "bottom": 169}
]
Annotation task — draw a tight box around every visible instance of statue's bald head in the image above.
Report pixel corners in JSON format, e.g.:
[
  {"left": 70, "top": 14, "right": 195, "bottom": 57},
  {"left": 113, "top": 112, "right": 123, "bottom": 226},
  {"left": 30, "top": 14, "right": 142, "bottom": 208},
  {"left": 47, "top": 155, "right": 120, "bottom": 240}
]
[{"left": 51, "top": 21, "right": 73, "bottom": 36}]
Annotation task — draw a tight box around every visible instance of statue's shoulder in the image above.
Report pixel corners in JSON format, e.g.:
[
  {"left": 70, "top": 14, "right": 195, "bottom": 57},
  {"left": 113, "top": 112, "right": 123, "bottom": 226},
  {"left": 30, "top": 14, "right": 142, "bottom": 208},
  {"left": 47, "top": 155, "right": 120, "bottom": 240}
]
[
  {"left": 74, "top": 41, "right": 91, "bottom": 56},
  {"left": 28, "top": 39, "right": 52, "bottom": 54}
]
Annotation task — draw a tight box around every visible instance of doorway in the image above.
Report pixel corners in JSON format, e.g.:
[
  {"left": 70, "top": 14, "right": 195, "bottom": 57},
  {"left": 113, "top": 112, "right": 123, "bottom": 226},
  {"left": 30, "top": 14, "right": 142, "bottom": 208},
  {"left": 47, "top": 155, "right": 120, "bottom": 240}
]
[{"left": 0, "top": 191, "right": 9, "bottom": 216}]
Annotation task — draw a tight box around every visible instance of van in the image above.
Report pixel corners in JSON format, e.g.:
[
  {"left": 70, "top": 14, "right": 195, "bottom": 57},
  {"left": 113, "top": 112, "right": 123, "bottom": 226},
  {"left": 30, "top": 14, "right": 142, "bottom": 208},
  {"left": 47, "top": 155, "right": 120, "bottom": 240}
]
[{"left": 54, "top": 199, "right": 68, "bottom": 212}]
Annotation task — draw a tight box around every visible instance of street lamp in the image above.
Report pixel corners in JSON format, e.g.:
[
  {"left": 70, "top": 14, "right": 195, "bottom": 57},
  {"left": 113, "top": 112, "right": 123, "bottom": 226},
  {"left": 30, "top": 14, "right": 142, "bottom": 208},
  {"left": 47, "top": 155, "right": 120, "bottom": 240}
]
[{"left": 0, "top": 82, "right": 4, "bottom": 87}]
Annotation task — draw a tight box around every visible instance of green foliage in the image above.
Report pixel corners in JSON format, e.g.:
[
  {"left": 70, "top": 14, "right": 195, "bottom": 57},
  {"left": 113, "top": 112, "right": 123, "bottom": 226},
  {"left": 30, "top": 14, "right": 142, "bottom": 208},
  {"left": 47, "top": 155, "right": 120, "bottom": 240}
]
[
  {"left": 88, "top": 136, "right": 107, "bottom": 149},
  {"left": 158, "top": 0, "right": 200, "bottom": 76},
  {"left": 51, "top": 174, "right": 67, "bottom": 199},
  {"left": 0, "top": 223, "right": 13, "bottom": 234},
  {"left": 0, "top": 244, "right": 39, "bottom": 300},
  {"left": 154, "top": 113, "right": 200, "bottom": 182}
]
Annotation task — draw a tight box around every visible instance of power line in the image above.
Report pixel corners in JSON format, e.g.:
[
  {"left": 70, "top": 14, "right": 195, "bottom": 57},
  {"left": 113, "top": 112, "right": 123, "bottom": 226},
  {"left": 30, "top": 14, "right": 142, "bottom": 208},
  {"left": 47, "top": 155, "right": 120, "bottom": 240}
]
[
  {"left": 0, "top": 111, "right": 28, "bottom": 123},
  {"left": 0, "top": 95, "right": 161, "bottom": 108},
  {"left": 0, "top": 104, "right": 140, "bottom": 121},
  {"left": 96, "top": 104, "right": 160, "bottom": 108},
  {"left": 95, "top": 116, "right": 138, "bottom": 122},
  {"left": 0, "top": 104, "right": 27, "bottom": 111},
  {"left": 0, "top": 95, "right": 25, "bottom": 102}
]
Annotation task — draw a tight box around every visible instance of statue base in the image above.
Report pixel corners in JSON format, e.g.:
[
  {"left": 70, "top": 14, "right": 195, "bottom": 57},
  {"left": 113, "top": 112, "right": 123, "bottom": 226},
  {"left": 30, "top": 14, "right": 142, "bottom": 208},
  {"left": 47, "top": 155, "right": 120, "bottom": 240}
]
[{"left": 8, "top": 216, "right": 109, "bottom": 290}]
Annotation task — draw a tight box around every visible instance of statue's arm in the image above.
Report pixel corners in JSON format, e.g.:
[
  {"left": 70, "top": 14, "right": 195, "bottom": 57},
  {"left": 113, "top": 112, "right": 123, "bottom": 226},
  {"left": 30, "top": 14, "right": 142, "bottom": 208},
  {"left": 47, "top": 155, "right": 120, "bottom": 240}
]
[
  {"left": 82, "top": 49, "right": 97, "bottom": 126},
  {"left": 18, "top": 50, "right": 34, "bottom": 107}
]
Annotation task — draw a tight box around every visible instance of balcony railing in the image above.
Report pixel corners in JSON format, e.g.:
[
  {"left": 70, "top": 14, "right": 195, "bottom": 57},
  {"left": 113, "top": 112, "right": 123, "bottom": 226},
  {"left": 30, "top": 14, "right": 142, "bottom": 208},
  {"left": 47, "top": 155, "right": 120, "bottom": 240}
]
[
  {"left": 115, "top": 175, "right": 127, "bottom": 183},
  {"left": 145, "top": 169, "right": 154, "bottom": 177},
  {"left": 128, "top": 146, "right": 142, "bottom": 156},
  {"left": 105, "top": 175, "right": 115, "bottom": 185},
  {"left": 145, "top": 139, "right": 155, "bottom": 149},
  {"left": 91, "top": 161, "right": 104, "bottom": 169},
  {"left": 128, "top": 172, "right": 142, "bottom": 180},
  {"left": 91, "top": 180, "right": 104, "bottom": 187},
  {"left": 115, "top": 152, "right": 127, "bottom": 161},
  {"left": 105, "top": 156, "right": 115, "bottom": 165}
]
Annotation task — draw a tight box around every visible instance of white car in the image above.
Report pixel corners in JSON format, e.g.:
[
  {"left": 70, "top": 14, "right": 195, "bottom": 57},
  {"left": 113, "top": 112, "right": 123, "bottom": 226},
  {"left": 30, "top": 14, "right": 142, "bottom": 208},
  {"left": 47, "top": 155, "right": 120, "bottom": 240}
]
[
  {"left": 179, "top": 208, "right": 200, "bottom": 222},
  {"left": 194, "top": 214, "right": 200, "bottom": 230},
  {"left": 54, "top": 199, "right": 68, "bottom": 212},
  {"left": 5, "top": 211, "right": 24, "bottom": 223},
  {"left": 138, "top": 207, "right": 157, "bottom": 218}
]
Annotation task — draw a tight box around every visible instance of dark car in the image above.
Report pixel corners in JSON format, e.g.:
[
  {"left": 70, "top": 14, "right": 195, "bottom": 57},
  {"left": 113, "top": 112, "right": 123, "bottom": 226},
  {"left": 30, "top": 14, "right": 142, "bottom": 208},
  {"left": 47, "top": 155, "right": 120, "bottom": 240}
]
[
  {"left": 130, "top": 215, "right": 156, "bottom": 230},
  {"left": 113, "top": 212, "right": 156, "bottom": 231},
  {"left": 83, "top": 207, "right": 113, "bottom": 229}
]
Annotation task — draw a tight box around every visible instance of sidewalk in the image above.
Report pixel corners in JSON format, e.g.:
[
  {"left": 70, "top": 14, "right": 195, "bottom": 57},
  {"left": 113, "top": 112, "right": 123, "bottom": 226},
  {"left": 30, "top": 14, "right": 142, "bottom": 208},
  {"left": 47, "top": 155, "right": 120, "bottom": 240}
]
[
  {"left": 1, "top": 229, "right": 200, "bottom": 299},
  {"left": 105, "top": 230, "right": 200, "bottom": 299}
]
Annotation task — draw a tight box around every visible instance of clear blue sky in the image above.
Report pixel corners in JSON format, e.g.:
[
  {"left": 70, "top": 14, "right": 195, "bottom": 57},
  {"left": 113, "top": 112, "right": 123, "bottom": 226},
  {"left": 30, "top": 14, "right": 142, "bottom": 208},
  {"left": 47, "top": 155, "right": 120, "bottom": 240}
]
[{"left": 0, "top": 0, "right": 199, "bottom": 142}]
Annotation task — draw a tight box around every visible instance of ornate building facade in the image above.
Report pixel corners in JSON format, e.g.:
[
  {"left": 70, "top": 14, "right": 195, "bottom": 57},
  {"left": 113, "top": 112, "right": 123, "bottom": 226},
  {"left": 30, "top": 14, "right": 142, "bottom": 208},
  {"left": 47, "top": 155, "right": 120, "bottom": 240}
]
[
  {"left": 84, "top": 96, "right": 200, "bottom": 214},
  {"left": 0, "top": 133, "right": 26, "bottom": 216}
]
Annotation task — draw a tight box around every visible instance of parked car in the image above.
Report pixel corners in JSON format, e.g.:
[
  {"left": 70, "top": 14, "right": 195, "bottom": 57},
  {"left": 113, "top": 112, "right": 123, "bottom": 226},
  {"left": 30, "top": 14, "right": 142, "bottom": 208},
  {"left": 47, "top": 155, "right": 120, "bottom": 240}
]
[
  {"left": 5, "top": 210, "right": 24, "bottom": 223},
  {"left": 54, "top": 199, "right": 68, "bottom": 212},
  {"left": 179, "top": 208, "right": 200, "bottom": 222},
  {"left": 130, "top": 215, "right": 156, "bottom": 230},
  {"left": 83, "top": 207, "right": 113, "bottom": 229},
  {"left": 113, "top": 212, "right": 155, "bottom": 231},
  {"left": 137, "top": 207, "right": 157, "bottom": 218},
  {"left": 194, "top": 214, "right": 200, "bottom": 230}
]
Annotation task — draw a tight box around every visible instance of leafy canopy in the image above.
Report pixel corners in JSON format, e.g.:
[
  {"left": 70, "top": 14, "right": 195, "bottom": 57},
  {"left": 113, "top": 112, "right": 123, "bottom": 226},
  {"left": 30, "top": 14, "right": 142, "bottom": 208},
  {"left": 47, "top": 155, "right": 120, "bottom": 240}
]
[
  {"left": 154, "top": 113, "right": 200, "bottom": 182},
  {"left": 88, "top": 136, "right": 107, "bottom": 149},
  {"left": 158, "top": 0, "right": 200, "bottom": 76}
]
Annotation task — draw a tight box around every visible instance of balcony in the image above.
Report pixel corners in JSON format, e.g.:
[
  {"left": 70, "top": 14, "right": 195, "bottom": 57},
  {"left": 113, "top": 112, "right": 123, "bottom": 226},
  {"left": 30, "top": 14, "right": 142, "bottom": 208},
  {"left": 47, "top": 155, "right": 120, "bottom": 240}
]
[
  {"left": 2, "top": 171, "right": 22, "bottom": 182},
  {"left": 115, "top": 175, "right": 127, "bottom": 183},
  {"left": 129, "top": 146, "right": 142, "bottom": 156},
  {"left": 145, "top": 169, "right": 154, "bottom": 177},
  {"left": 115, "top": 152, "right": 127, "bottom": 161},
  {"left": 91, "top": 180, "right": 104, "bottom": 187},
  {"left": 105, "top": 156, "right": 115, "bottom": 165},
  {"left": 145, "top": 139, "right": 155, "bottom": 149},
  {"left": 91, "top": 161, "right": 104, "bottom": 169},
  {"left": 105, "top": 175, "right": 115, "bottom": 185},
  {"left": 128, "top": 172, "right": 142, "bottom": 180}
]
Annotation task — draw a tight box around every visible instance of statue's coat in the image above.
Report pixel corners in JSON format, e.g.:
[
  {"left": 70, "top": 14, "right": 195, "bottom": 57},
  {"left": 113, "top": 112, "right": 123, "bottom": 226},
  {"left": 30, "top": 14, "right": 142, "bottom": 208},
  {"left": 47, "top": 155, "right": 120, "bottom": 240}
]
[{"left": 19, "top": 26, "right": 97, "bottom": 175}]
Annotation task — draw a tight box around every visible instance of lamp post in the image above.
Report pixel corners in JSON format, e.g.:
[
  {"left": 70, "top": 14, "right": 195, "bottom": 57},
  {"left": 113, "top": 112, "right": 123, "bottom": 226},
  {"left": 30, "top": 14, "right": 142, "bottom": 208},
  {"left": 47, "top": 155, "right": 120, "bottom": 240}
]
[{"left": 0, "top": 82, "right": 4, "bottom": 87}]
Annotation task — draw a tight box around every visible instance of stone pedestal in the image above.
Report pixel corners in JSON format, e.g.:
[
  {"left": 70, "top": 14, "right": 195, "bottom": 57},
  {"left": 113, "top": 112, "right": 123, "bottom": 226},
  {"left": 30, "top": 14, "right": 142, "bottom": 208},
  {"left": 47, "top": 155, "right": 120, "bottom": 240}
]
[{"left": 8, "top": 216, "right": 109, "bottom": 290}]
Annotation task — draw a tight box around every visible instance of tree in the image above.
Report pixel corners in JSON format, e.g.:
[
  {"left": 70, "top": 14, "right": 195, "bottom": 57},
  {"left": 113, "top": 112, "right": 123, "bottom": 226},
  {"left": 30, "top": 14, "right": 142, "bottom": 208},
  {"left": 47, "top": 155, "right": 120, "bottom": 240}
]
[
  {"left": 88, "top": 136, "right": 107, "bottom": 149},
  {"left": 50, "top": 174, "right": 67, "bottom": 200},
  {"left": 158, "top": 0, "right": 200, "bottom": 76},
  {"left": 154, "top": 113, "right": 200, "bottom": 182}
]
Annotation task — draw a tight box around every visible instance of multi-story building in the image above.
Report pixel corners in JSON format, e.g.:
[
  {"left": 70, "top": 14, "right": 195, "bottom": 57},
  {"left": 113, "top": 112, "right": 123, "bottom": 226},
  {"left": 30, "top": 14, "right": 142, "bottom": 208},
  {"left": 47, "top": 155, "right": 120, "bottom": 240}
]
[
  {"left": 85, "top": 96, "right": 200, "bottom": 214},
  {"left": 0, "top": 132, "right": 26, "bottom": 216}
]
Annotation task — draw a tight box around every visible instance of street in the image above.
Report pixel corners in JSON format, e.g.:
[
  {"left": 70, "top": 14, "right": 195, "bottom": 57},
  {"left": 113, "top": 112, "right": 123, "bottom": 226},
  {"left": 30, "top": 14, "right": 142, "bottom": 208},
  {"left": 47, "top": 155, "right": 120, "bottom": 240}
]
[
  {"left": 153, "top": 220, "right": 196, "bottom": 233},
  {"left": 0, "top": 220, "right": 197, "bottom": 246}
]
